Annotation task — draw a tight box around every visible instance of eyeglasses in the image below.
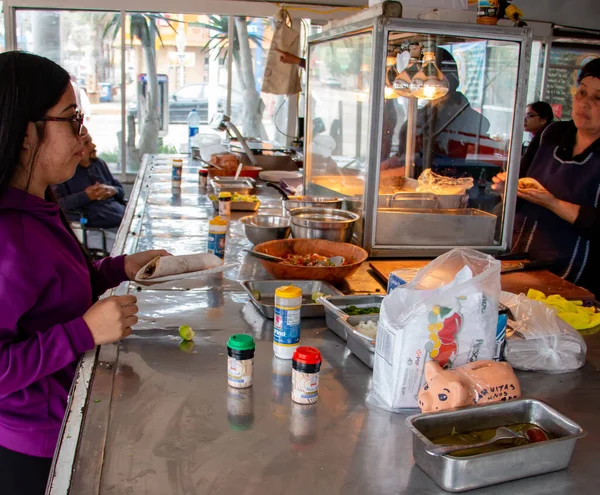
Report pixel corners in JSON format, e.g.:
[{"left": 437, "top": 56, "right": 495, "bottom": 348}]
[
  {"left": 525, "top": 113, "right": 540, "bottom": 119},
  {"left": 38, "top": 110, "right": 85, "bottom": 136}
]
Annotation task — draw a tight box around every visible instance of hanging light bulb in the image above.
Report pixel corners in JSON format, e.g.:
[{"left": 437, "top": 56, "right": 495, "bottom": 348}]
[
  {"left": 393, "top": 52, "right": 418, "bottom": 98},
  {"left": 393, "top": 43, "right": 422, "bottom": 98},
  {"left": 409, "top": 47, "right": 449, "bottom": 100},
  {"left": 384, "top": 55, "right": 400, "bottom": 100},
  {"left": 384, "top": 85, "right": 398, "bottom": 99}
]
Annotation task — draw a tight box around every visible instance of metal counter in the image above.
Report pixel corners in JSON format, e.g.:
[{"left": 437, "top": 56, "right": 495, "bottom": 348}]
[{"left": 49, "top": 155, "right": 600, "bottom": 495}]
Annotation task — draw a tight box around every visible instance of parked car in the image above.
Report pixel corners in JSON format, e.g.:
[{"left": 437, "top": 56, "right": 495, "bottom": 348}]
[
  {"left": 168, "top": 84, "right": 243, "bottom": 124},
  {"left": 169, "top": 84, "right": 208, "bottom": 123}
]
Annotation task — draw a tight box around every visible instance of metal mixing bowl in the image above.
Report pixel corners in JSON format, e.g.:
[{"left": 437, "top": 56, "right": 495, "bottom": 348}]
[
  {"left": 283, "top": 196, "right": 343, "bottom": 214},
  {"left": 240, "top": 215, "right": 291, "bottom": 245},
  {"left": 289, "top": 207, "right": 360, "bottom": 243}
]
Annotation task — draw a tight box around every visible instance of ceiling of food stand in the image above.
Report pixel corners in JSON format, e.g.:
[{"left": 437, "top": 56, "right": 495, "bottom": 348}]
[{"left": 7, "top": 0, "right": 599, "bottom": 30}]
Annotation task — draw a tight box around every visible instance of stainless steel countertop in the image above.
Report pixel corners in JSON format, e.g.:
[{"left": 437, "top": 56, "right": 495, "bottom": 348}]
[{"left": 50, "top": 155, "right": 600, "bottom": 494}]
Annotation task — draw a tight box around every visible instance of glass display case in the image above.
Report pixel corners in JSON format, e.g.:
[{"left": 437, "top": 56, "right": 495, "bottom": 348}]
[{"left": 304, "top": 15, "right": 532, "bottom": 256}]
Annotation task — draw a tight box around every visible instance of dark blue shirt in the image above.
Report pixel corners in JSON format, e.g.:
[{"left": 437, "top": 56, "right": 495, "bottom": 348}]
[
  {"left": 53, "top": 158, "right": 125, "bottom": 229},
  {"left": 513, "top": 120, "right": 600, "bottom": 297}
]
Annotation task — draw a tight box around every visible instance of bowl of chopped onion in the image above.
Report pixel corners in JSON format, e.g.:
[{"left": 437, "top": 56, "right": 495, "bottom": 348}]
[{"left": 252, "top": 238, "right": 368, "bottom": 282}]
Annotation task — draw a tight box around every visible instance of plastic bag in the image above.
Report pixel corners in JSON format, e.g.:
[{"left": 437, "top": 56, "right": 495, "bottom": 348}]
[
  {"left": 500, "top": 292, "right": 587, "bottom": 374},
  {"left": 261, "top": 9, "right": 302, "bottom": 95},
  {"left": 194, "top": 134, "right": 227, "bottom": 161},
  {"left": 367, "top": 248, "right": 501, "bottom": 411},
  {"left": 416, "top": 169, "right": 474, "bottom": 195}
]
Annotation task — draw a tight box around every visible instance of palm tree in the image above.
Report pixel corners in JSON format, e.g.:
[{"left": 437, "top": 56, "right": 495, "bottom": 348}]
[
  {"left": 195, "top": 15, "right": 266, "bottom": 137},
  {"left": 104, "top": 13, "right": 177, "bottom": 168}
]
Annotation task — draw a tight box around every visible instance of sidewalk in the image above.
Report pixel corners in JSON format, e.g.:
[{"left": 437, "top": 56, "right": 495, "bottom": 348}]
[{"left": 90, "top": 102, "right": 122, "bottom": 115}]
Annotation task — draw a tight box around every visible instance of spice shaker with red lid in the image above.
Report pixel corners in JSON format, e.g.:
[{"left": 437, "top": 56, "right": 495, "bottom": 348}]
[{"left": 291, "top": 346, "right": 322, "bottom": 404}]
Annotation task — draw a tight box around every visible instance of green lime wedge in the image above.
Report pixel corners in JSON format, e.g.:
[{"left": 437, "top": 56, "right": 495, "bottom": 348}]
[
  {"left": 311, "top": 291, "right": 326, "bottom": 303},
  {"left": 250, "top": 289, "right": 261, "bottom": 301},
  {"left": 179, "top": 325, "right": 195, "bottom": 341}
]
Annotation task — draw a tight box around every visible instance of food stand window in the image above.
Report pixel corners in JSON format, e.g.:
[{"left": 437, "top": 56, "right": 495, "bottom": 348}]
[
  {"left": 305, "top": 18, "right": 532, "bottom": 257},
  {"left": 305, "top": 32, "right": 373, "bottom": 197}
]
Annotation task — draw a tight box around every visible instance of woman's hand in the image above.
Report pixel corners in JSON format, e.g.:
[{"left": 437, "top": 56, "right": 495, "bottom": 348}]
[
  {"left": 517, "top": 182, "right": 558, "bottom": 209},
  {"left": 273, "top": 48, "right": 302, "bottom": 66},
  {"left": 517, "top": 178, "right": 557, "bottom": 210},
  {"left": 83, "top": 295, "right": 138, "bottom": 345},
  {"left": 491, "top": 171, "right": 507, "bottom": 193},
  {"left": 124, "top": 250, "right": 170, "bottom": 280},
  {"left": 517, "top": 181, "right": 581, "bottom": 225}
]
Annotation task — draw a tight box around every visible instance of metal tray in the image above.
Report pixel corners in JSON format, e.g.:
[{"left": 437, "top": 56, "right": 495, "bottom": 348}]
[
  {"left": 345, "top": 315, "right": 378, "bottom": 368},
  {"left": 388, "top": 192, "right": 439, "bottom": 209},
  {"left": 211, "top": 177, "right": 256, "bottom": 194},
  {"left": 375, "top": 208, "right": 497, "bottom": 246},
  {"left": 406, "top": 398, "right": 586, "bottom": 493},
  {"left": 437, "top": 194, "right": 467, "bottom": 209},
  {"left": 322, "top": 295, "right": 384, "bottom": 341},
  {"left": 240, "top": 280, "right": 343, "bottom": 319},
  {"left": 211, "top": 199, "right": 261, "bottom": 211}
]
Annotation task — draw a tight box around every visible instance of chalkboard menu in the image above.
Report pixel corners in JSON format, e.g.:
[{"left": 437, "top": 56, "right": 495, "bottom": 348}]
[{"left": 545, "top": 47, "right": 599, "bottom": 121}]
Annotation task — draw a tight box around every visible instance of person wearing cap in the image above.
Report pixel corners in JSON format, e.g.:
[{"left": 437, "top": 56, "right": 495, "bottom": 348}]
[
  {"left": 381, "top": 47, "right": 491, "bottom": 175},
  {"left": 492, "top": 58, "right": 600, "bottom": 297}
]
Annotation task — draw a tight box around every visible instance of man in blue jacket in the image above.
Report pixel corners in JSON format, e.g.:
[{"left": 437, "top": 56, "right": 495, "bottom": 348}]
[{"left": 53, "top": 133, "right": 125, "bottom": 229}]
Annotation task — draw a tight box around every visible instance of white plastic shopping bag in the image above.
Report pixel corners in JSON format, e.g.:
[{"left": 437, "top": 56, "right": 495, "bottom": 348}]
[
  {"left": 367, "top": 248, "right": 501, "bottom": 411},
  {"left": 500, "top": 292, "right": 587, "bottom": 374}
]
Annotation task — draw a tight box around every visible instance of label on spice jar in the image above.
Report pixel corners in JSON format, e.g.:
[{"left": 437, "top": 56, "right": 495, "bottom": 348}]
[
  {"left": 219, "top": 201, "right": 231, "bottom": 216},
  {"left": 274, "top": 306, "right": 301, "bottom": 345},
  {"left": 227, "top": 356, "right": 254, "bottom": 388},
  {"left": 292, "top": 369, "right": 320, "bottom": 404},
  {"left": 207, "top": 231, "right": 226, "bottom": 259},
  {"left": 172, "top": 160, "right": 183, "bottom": 182}
]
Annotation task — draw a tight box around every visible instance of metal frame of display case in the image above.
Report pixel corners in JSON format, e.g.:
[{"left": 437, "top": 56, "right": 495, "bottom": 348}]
[{"left": 305, "top": 16, "right": 533, "bottom": 257}]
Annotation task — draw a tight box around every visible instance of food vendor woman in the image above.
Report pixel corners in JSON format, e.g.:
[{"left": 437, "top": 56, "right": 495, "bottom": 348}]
[
  {"left": 0, "top": 51, "right": 167, "bottom": 494},
  {"left": 493, "top": 58, "right": 600, "bottom": 298}
]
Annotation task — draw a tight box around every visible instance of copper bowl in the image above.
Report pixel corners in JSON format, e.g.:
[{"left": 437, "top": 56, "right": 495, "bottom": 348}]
[
  {"left": 208, "top": 165, "right": 263, "bottom": 179},
  {"left": 252, "top": 238, "right": 368, "bottom": 282}
]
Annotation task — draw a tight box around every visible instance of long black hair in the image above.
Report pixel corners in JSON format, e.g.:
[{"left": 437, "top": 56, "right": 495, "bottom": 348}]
[
  {"left": 0, "top": 51, "right": 100, "bottom": 301},
  {"left": 0, "top": 51, "right": 72, "bottom": 196}
]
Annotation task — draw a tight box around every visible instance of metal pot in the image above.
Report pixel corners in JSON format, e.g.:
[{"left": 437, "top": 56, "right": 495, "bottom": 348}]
[
  {"left": 283, "top": 196, "right": 343, "bottom": 215},
  {"left": 289, "top": 207, "right": 360, "bottom": 243}
]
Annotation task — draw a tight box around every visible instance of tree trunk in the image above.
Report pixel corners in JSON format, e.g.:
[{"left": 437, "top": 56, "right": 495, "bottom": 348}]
[
  {"left": 91, "top": 19, "right": 103, "bottom": 95},
  {"left": 233, "top": 52, "right": 245, "bottom": 94},
  {"left": 234, "top": 16, "right": 262, "bottom": 138},
  {"left": 32, "top": 12, "right": 61, "bottom": 64},
  {"left": 133, "top": 21, "right": 160, "bottom": 169}
]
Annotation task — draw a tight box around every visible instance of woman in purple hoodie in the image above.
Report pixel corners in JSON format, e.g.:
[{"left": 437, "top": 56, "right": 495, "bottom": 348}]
[{"left": 0, "top": 52, "right": 167, "bottom": 494}]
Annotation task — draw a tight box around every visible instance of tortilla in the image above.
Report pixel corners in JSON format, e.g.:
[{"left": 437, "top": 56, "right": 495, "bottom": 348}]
[
  {"left": 518, "top": 178, "right": 540, "bottom": 190},
  {"left": 136, "top": 253, "right": 223, "bottom": 280}
]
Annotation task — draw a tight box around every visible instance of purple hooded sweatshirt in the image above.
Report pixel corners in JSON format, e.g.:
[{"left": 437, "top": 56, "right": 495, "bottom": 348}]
[{"left": 0, "top": 187, "right": 128, "bottom": 458}]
